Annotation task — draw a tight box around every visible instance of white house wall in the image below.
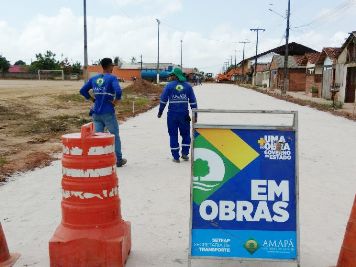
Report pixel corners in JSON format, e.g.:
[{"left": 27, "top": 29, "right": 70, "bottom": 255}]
[
  {"left": 338, "top": 49, "right": 347, "bottom": 64},
  {"left": 335, "top": 64, "right": 345, "bottom": 85},
  {"left": 315, "top": 66, "right": 323, "bottom": 75},
  {"left": 306, "top": 62, "right": 315, "bottom": 69},
  {"left": 324, "top": 57, "right": 333, "bottom": 66},
  {"left": 339, "top": 65, "right": 348, "bottom": 102},
  {"left": 262, "top": 71, "right": 270, "bottom": 87},
  {"left": 336, "top": 43, "right": 356, "bottom": 103}
]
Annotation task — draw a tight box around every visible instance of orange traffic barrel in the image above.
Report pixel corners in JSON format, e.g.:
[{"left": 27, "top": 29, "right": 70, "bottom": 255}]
[
  {"left": 49, "top": 123, "right": 131, "bottom": 267},
  {"left": 337, "top": 195, "right": 356, "bottom": 267},
  {"left": 0, "top": 223, "right": 20, "bottom": 267}
]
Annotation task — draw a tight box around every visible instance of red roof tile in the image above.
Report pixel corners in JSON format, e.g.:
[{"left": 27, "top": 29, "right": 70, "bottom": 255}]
[
  {"left": 294, "top": 55, "right": 308, "bottom": 66},
  {"left": 323, "top": 47, "right": 342, "bottom": 60},
  {"left": 305, "top": 52, "right": 321, "bottom": 64}
]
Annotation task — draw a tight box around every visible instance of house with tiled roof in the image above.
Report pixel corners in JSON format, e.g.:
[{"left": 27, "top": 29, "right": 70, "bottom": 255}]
[
  {"left": 269, "top": 55, "right": 307, "bottom": 91},
  {"left": 336, "top": 31, "right": 356, "bottom": 103},
  {"left": 316, "top": 47, "right": 342, "bottom": 99},
  {"left": 254, "top": 63, "right": 271, "bottom": 87},
  {"left": 303, "top": 52, "right": 322, "bottom": 96}
]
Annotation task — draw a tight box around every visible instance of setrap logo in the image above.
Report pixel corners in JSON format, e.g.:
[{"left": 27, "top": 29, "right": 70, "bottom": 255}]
[
  {"left": 258, "top": 135, "right": 292, "bottom": 161},
  {"left": 244, "top": 238, "right": 260, "bottom": 254}
]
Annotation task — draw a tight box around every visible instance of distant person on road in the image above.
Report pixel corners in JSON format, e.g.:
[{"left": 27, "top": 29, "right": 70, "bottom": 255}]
[
  {"left": 193, "top": 75, "right": 197, "bottom": 86},
  {"left": 196, "top": 76, "right": 202, "bottom": 86},
  {"left": 79, "top": 58, "right": 127, "bottom": 167},
  {"left": 157, "top": 68, "right": 198, "bottom": 163}
]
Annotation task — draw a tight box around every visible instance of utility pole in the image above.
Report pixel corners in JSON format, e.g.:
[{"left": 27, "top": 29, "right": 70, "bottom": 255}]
[
  {"left": 234, "top": 49, "right": 237, "bottom": 69},
  {"left": 140, "top": 54, "right": 143, "bottom": 71},
  {"left": 231, "top": 56, "right": 233, "bottom": 67},
  {"left": 83, "top": 0, "right": 88, "bottom": 82},
  {"left": 250, "top": 28, "right": 265, "bottom": 85},
  {"left": 239, "top": 41, "right": 250, "bottom": 79},
  {"left": 180, "top": 40, "right": 183, "bottom": 69},
  {"left": 282, "top": 0, "right": 291, "bottom": 95},
  {"left": 156, "top": 18, "right": 160, "bottom": 84}
]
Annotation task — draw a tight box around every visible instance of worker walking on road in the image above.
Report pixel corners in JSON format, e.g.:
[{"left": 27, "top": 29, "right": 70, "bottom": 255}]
[
  {"left": 158, "top": 68, "right": 198, "bottom": 163},
  {"left": 79, "top": 58, "right": 127, "bottom": 167}
]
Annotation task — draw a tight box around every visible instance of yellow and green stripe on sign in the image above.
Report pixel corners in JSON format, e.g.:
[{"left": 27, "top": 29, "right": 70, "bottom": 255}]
[
  {"left": 193, "top": 129, "right": 259, "bottom": 205},
  {"left": 196, "top": 129, "right": 259, "bottom": 170}
]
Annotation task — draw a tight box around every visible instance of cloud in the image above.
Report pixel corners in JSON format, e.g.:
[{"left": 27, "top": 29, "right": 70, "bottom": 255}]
[
  {"left": 0, "top": 7, "right": 232, "bottom": 73},
  {"left": 109, "top": 0, "right": 182, "bottom": 15},
  {"left": 0, "top": 5, "right": 353, "bottom": 74}
]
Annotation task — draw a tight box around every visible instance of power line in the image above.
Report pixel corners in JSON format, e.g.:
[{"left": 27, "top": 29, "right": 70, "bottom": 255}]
[{"left": 293, "top": 0, "right": 355, "bottom": 29}]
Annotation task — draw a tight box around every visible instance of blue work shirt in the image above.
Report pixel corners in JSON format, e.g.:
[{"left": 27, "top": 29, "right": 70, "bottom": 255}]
[
  {"left": 159, "top": 80, "right": 197, "bottom": 115},
  {"left": 80, "top": 74, "right": 122, "bottom": 114}
]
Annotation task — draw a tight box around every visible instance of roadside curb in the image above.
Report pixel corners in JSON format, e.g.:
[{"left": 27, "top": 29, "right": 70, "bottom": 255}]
[{"left": 240, "top": 84, "right": 356, "bottom": 122}]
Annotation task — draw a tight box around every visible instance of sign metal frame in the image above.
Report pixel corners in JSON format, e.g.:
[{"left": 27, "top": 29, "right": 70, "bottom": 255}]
[{"left": 188, "top": 109, "right": 300, "bottom": 267}]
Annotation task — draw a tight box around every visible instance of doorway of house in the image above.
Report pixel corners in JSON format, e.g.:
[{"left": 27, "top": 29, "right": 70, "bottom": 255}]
[
  {"left": 322, "top": 67, "right": 332, "bottom": 99},
  {"left": 345, "top": 67, "right": 356, "bottom": 103}
]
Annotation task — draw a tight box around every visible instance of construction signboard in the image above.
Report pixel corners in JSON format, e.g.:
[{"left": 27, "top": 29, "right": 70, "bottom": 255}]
[{"left": 189, "top": 110, "right": 299, "bottom": 265}]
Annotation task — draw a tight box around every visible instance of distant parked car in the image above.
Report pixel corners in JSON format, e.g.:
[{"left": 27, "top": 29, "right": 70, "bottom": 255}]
[{"left": 70, "top": 74, "right": 79, "bottom": 80}]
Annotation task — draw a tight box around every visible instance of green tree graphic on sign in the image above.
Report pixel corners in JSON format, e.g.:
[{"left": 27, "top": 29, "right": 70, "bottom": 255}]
[{"left": 194, "top": 159, "right": 210, "bottom": 180}]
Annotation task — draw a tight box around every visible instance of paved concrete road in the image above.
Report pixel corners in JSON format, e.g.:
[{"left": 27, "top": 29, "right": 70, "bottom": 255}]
[{"left": 1, "top": 84, "right": 355, "bottom": 267}]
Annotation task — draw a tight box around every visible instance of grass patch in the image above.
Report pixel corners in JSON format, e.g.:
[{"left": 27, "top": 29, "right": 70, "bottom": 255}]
[
  {"left": 0, "top": 156, "right": 7, "bottom": 167},
  {"left": 117, "top": 95, "right": 150, "bottom": 114},
  {"left": 19, "top": 114, "right": 91, "bottom": 135},
  {"left": 55, "top": 94, "right": 85, "bottom": 103}
]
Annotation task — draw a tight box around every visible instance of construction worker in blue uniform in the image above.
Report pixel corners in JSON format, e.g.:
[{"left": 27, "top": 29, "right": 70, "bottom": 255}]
[
  {"left": 79, "top": 58, "right": 127, "bottom": 167},
  {"left": 158, "top": 68, "right": 198, "bottom": 163}
]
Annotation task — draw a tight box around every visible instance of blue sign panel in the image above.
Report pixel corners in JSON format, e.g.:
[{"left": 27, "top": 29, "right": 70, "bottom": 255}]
[{"left": 190, "top": 128, "right": 298, "bottom": 260}]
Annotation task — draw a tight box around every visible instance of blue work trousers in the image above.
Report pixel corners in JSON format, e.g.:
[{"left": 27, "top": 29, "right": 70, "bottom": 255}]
[
  {"left": 167, "top": 112, "right": 191, "bottom": 160},
  {"left": 92, "top": 113, "right": 122, "bottom": 162}
]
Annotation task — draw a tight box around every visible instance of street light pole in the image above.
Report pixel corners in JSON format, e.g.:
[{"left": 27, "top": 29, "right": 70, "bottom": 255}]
[
  {"left": 156, "top": 18, "right": 160, "bottom": 84},
  {"left": 140, "top": 54, "right": 143, "bottom": 71},
  {"left": 250, "top": 28, "right": 265, "bottom": 85},
  {"left": 239, "top": 41, "right": 250, "bottom": 79},
  {"left": 180, "top": 39, "right": 183, "bottom": 69},
  {"left": 282, "top": 0, "right": 291, "bottom": 95},
  {"left": 83, "top": 0, "right": 88, "bottom": 82}
]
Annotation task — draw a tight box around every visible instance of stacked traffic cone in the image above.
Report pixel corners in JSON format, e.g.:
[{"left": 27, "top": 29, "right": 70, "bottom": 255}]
[
  {"left": 337, "top": 195, "right": 356, "bottom": 267},
  {"left": 0, "top": 223, "right": 20, "bottom": 267},
  {"left": 49, "top": 123, "right": 131, "bottom": 267}
]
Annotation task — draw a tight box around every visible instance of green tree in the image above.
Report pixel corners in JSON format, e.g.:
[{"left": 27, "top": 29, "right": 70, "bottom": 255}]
[
  {"left": 194, "top": 159, "right": 210, "bottom": 179},
  {"left": 0, "top": 55, "right": 10, "bottom": 73},
  {"left": 14, "top": 60, "right": 26, "bottom": 66},
  {"left": 72, "top": 61, "right": 82, "bottom": 74},
  {"left": 59, "top": 57, "right": 72, "bottom": 74},
  {"left": 29, "top": 50, "right": 60, "bottom": 72},
  {"left": 114, "top": 56, "right": 123, "bottom": 68}
]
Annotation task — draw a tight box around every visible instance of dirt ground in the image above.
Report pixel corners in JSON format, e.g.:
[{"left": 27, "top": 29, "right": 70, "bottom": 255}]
[{"left": 0, "top": 79, "right": 161, "bottom": 182}]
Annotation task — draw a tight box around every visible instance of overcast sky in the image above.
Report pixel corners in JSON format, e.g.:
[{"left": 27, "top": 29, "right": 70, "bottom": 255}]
[{"left": 0, "top": 0, "right": 355, "bottom": 74}]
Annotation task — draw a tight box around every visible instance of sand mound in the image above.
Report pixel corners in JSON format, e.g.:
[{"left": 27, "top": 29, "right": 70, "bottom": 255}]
[{"left": 124, "top": 79, "right": 163, "bottom": 95}]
